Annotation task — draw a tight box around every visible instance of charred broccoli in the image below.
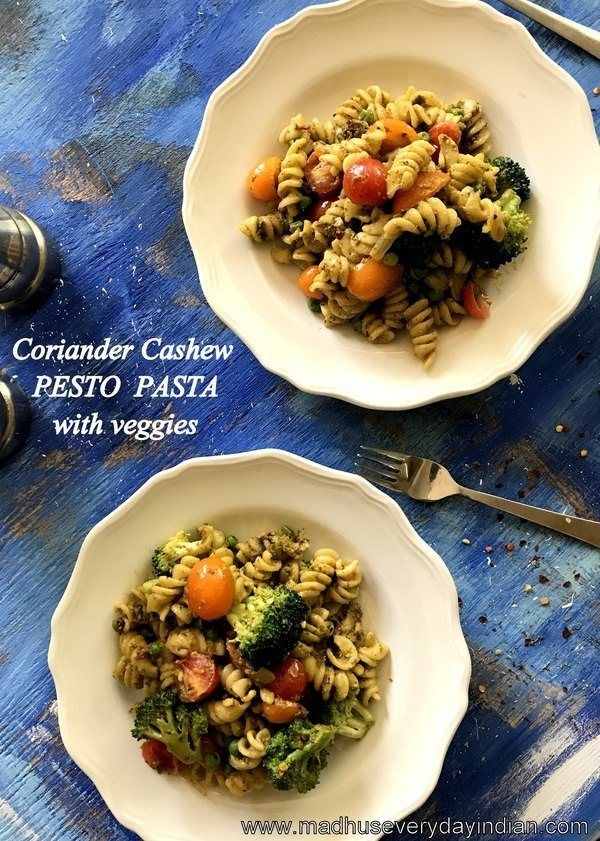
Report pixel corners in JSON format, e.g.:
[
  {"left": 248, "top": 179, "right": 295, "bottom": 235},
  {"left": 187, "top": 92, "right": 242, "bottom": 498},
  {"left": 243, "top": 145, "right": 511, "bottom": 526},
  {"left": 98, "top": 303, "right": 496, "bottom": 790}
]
[
  {"left": 391, "top": 231, "right": 443, "bottom": 270},
  {"left": 131, "top": 688, "right": 209, "bottom": 765},
  {"left": 490, "top": 156, "right": 531, "bottom": 202},
  {"left": 452, "top": 189, "right": 532, "bottom": 270},
  {"left": 227, "top": 585, "right": 308, "bottom": 669},
  {"left": 323, "top": 696, "right": 374, "bottom": 740},
  {"left": 151, "top": 530, "right": 206, "bottom": 576},
  {"left": 264, "top": 719, "right": 334, "bottom": 793}
]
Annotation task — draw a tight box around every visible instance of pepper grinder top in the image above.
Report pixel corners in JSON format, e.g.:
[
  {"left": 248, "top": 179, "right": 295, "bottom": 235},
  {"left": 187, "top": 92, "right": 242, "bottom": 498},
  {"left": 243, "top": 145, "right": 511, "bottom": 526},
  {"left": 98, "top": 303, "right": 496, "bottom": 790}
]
[
  {"left": 0, "top": 205, "right": 61, "bottom": 311},
  {"left": 0, "top": 376, "right": 31, "bottom": 464}
]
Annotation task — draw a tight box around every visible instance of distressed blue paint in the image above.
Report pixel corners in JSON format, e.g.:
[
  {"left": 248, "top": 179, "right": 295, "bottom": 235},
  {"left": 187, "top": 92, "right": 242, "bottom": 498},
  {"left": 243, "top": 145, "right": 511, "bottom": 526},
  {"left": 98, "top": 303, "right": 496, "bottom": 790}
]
[{"left": 0, "top": 0, "right": 598, "bottom": 839}]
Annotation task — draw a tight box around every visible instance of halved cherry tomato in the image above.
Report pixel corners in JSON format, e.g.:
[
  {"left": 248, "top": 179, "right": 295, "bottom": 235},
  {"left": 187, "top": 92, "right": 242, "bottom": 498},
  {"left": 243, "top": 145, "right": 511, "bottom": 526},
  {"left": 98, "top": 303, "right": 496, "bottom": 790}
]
[
  {"left": 343, "top": 157, "right": 388, "bottom": 207},
  {"left": 267, "top": 658, "right": 309, "bottom": 701},
  {"left": 247, "top": 156, "right": 281, "bottom": 202},
  {"left": 392, "top": 170, "right": 451, "bottom": 213},
  {"left": 174, "top": 652, "right": 220, "bottom": 702},
  {"left": 377, "top": 119, "right": 418, "bottom": 154},
  {"left": 298, "top": 265, "right": 324, "bottom": 300},
  {"left": 262, "top": 699, "right": 305, "bottom": 724},
  {"left": 347, "top": 259, "right": 403, "bottom": 302},
  {"left": 141, "top": 740, "right": 182, "bottom": 775},
  {"left": 429, "top": 121, "right": 462, "bottom": 162},
  {"left": 305, "top": 149, "right": 343, "bottom": 196},
  {"left": 463, "top": 280, "right": 491, "bottom": 319},
  {"left": 310, "top": 194, "right": 337, "bottom": 222},
  {"left": 187, "top": 555, "right": 235, "bottom": 620}
]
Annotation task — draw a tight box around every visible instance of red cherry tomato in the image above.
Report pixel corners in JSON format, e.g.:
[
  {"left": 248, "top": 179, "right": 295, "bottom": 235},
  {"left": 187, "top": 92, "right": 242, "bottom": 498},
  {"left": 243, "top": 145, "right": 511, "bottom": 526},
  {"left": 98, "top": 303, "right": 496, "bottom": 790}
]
[
  {"left": 141, "top": 740, "right": 182, "bottom": 775},
  {"left": 462, "top": 280, "right": 491, "bottom": 319},
  {"left": 187, "top": 555, "right": 235, "bottom": 620},
  {"left": 267, "top": 658, "right": 309, "bottom": 701},
  {"left": 262, "top": 699, "right": 304, "bottom": 724},
  {"left": 305, "top": 149, "right": 343, "bottom": 196},
  {"left": 174, "top": 652, "right": 220, "bottom": 702},
  {"left": 343, "top": 157, "right": 388, "bottom": 207},
  {"left": 309, "top": 194, "right": 337, "bottom": 222},
  {"left": 429, "top": 121, "right": 462, "bottom": 162}
]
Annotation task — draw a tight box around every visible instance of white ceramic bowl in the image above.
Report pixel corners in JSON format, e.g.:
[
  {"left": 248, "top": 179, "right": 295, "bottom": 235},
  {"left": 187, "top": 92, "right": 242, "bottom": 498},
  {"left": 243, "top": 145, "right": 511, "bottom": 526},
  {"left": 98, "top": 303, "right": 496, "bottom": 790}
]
[
  {"left": 183, "top": 0, "right": 600, "bottom": 410},
  {"left": 49, "top": 450, "right": 470, "bottom": 841}
]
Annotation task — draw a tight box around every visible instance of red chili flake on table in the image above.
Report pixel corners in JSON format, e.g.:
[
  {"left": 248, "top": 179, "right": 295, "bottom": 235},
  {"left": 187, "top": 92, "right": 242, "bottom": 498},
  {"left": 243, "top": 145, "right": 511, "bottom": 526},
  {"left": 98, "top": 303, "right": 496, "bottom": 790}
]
[
  {"left": 519, "top": 539, "right": 527, "bottom": 547},
  {"left": 478, "top": 615, "right": 488, "bottom": 624},
  {"left": 506, "top": 542, "right": 515, "bottom": 551},
  {"left": 574, "top": 572, "right": 581, "bottom": 581},
  {"left": 562, "top": 627, "right": 572, "bottom": 639},
  {"left": 538, "top": 574, "right": 550, "bottom": 584},
  {"left": 563, "top": 581, "right": 572, "bottom": 588},
  {"left": 485, "top": 546, "right": 493, "bottom": 553}
]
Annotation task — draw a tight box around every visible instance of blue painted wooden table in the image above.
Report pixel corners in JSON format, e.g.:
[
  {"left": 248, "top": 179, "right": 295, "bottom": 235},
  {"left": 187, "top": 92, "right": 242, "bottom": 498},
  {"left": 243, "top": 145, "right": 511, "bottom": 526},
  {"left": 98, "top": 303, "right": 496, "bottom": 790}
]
[{"left": 0, "top": 0, "right": 598, "bottom": 839}]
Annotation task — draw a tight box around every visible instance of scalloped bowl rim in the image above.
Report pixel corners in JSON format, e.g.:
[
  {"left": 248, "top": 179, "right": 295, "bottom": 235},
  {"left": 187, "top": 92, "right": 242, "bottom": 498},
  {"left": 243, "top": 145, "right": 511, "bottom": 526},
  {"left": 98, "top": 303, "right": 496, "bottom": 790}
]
[
  {"left": 49, "top": 449, "right": 471, "bottom": 840},
  {"left": 182, "top": 0, "right": 600, "bottom": 410}
]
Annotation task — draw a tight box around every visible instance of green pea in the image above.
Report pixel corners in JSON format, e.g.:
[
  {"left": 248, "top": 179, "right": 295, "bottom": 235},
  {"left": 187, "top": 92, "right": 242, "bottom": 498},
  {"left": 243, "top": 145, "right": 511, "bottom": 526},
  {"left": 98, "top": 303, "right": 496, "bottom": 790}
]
[
  {"left": 383, "top": 253, "right": 399, "bottom": 266},
  {"left": 229, "top": 741, "right": 240, "bottom": 756},
  {"left": 307, "top": 298, "right": 321, "bottom": 313},
  {"left": 204, "top": 752, "right": 221, "bottom": 771},
  {"left": 226, "top": 534, "right": 238, "bottom": 549},
  {"left": 359, "top": 109, "right": 375, "bottom": 125},
  {"left": 147, "top": 641, "right": 163, "bottom": 659}
]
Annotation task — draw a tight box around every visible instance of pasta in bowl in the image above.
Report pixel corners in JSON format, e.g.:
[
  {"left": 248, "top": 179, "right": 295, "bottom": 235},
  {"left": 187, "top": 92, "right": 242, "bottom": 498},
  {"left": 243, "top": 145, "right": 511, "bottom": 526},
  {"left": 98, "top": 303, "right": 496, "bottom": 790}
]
[
  {"left": 50, "top": 450, "right": 470, "bottom": 841},
  {"left": 183, "top": 0, "right": 600, "bottom": 409},
  {"left": 112, "top": 523, "right": 388, "bottom": 796},
  {"left": 241, "top": 84, "right": 532, "bottom": 370}
]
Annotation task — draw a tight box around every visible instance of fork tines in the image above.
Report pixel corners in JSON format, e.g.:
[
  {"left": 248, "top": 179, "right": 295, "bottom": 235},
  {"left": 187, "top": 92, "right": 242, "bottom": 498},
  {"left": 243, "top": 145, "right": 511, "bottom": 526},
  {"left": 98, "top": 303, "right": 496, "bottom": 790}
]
[{"left": 354, "top": 445, "right": 408, "bottom": 492}]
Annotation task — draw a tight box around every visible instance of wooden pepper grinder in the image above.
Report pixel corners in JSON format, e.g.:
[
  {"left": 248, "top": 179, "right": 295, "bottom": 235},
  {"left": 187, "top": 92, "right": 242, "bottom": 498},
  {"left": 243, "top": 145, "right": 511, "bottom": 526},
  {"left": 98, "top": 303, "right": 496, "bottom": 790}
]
[
  {"left": 0, "top": 204, "right": 61, "bottom": 310},
  {"left": 0, "top": 376, "right": 31, "bottom": 463}
]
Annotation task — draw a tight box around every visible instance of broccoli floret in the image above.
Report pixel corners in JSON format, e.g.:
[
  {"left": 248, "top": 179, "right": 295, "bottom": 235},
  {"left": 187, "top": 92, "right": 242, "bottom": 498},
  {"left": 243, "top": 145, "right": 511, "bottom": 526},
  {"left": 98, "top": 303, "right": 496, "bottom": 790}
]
[
  {"left": 227, "top": 585, "right": 308, "bottom": 669},
  {"left": 264, "top": 719, "right": 334, "bottom": 793},
  {"left": 451, "top": 189, "right": 532, "bottom": 270},
  {"left": 151, "top": 529, "right": 206, "bottom": 576},
  {"left": 323, "top": 697, "right": 374, "bottom": 740},
  {"left": 391, "top": 231, "right": 443, "bottom": 270},
  {"left": 131, "top": 688, "right": 209, "bottom": 765},
  {"left": 490, "top": 156, "right": 531, "bottom": 202}
]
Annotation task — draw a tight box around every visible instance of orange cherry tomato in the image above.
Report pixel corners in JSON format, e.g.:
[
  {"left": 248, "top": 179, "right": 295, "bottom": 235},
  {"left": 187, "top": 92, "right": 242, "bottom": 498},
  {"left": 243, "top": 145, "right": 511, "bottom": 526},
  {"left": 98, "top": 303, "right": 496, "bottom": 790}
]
[
  {"left": 266, "top": 658, "right": 309, "bottom": 701},
  {"left": 262, "top": 699, "right": 304, "bottom": 724},
  {"left": 247, "top": 156, "right": 281, "bottom": 202},
  {"left": 347, "top": 259, "right": 403, "bottom": 302},
  {"left": 392, "top": 170, "right": 451, "bottom": 213},
  {"left": 462, "top": 280, "right": 491, "bottom": 319},
  {"left": 377, "top": 119, "right": 418, "bottom": 154},
  {"left": 186, "top": 555, "right": 235, "bottom": 620},
  {"left": 298, "top": 265, "right": 324, "bottom": 300}
]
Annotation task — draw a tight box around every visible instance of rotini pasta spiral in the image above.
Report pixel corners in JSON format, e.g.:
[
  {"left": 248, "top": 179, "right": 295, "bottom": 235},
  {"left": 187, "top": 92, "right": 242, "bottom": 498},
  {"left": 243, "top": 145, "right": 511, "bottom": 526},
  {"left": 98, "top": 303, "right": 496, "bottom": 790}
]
[
  {"left": 361, "top": 312, "right": 396, "bottom": 343},
  {"left": 370, "top": 198, "right": 460, "bottom": 260},
  {"left": 302, "top": 653, "right": 359, "bottom": 701},
  {"left": 277, "top": 137, "right": 311, "bottom": 218},
  {"left": 382, "top": 283, "right": 409, "bottom": 329},
  {"left": 404, "top": 298, "right": 438, "bottom": 370},
  {"left": 240, "top": 212, "right": 287, "bottom": 242},
  {"left": 386, "top": 139, "right": 435, "bottom": 197},
  {"left": 207, "top": 696, "right": 251, "bottom": 725},
  {"left": 327, "top": 557, "right": 362, "bottom": 605},
  {"left": 220, "top": 663, "right": 257, "bottom": 703},
  {"left": 230, "top": 727, "right": 271, "bottom": 770}
]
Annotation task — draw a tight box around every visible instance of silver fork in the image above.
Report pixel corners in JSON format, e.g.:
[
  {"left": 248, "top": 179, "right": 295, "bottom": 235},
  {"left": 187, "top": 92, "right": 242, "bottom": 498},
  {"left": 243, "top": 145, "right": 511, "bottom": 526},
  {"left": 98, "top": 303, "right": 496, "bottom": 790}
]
[{"left": 356, "top": 446, "right": 600, "bottom": 548}]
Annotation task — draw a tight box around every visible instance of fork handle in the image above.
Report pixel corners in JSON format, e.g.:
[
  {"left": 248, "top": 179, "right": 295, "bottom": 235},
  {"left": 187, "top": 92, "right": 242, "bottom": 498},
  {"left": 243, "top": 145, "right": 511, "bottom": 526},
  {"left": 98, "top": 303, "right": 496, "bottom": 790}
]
[
  {"left": 500, "top": 0, "right": 600, "bottom": 59},
  {"left": 457, "top": 486, "right": 600, "bottom": 548}
]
